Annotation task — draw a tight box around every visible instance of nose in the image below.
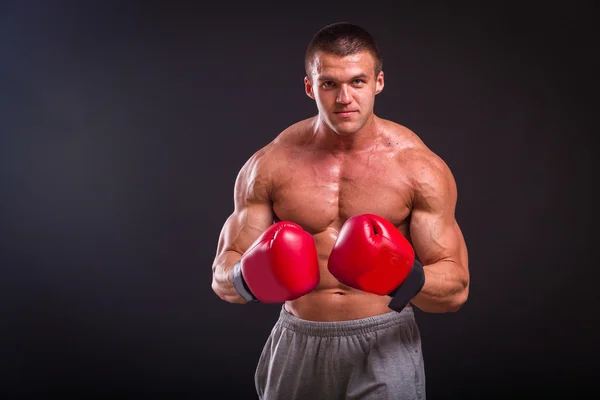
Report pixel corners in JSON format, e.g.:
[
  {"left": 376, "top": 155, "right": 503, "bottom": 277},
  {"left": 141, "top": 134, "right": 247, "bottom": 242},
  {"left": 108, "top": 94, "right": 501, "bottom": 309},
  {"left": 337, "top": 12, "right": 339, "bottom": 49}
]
[{"left": 336, "top": 84, "right": 352, "bottom": 105}]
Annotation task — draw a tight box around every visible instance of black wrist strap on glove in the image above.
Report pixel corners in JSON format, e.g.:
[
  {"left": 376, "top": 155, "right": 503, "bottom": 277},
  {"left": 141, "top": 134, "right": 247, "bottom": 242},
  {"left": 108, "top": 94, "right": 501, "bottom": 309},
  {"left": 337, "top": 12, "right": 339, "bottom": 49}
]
[
  {"left": 231, "top": 261, "right": 258, "bottom": 303},
  {"left": 388, "top": 259, "right": 425, "bottom": 312}
]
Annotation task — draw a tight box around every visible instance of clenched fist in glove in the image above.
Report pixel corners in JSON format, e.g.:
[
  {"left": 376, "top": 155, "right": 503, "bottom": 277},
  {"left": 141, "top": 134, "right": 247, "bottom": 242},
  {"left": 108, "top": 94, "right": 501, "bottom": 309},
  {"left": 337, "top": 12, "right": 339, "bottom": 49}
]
[
  {"left": 231, "top": 221, "right": 320, "bottom": 303},
  {"left": 328, "top": 214, "right": 425, "bottom": 312}
]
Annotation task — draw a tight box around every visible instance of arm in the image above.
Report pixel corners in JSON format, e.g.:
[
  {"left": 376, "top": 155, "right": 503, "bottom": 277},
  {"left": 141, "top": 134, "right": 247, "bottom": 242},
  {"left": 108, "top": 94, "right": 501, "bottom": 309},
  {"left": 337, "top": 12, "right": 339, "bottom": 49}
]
[
  {"left": 211, "top": 149, "right": 276, "bottom": 304},
  {"left": 408, "top": 153, "right": 470, "bottom": 313}
]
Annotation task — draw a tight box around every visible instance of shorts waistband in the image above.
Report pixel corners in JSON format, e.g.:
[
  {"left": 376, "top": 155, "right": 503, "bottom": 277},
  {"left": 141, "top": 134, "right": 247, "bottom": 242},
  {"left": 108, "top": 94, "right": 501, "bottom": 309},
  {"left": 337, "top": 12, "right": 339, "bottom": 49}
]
[{"left": 276, "top": 306, "right": 415, "bottom": 337}]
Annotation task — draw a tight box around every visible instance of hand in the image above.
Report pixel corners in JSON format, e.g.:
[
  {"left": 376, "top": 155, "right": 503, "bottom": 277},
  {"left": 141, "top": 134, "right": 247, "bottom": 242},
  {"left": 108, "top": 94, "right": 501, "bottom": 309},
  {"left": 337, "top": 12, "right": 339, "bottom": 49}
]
[
  {"left": 231, "top": 221, "right": 320, "bottom": 303},
  {"left": 328, "top": 214, "right": 425, "bottom": 311}
]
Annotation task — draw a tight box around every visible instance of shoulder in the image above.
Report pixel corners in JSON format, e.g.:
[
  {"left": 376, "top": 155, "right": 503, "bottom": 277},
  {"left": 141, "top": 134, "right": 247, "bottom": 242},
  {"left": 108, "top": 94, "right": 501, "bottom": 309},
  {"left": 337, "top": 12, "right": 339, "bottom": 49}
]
[
  {"left": 250, "top": 117, "right": 315, "bottom": 157},
  {"left": 380, "top": 119, "right": 457, "bottom": 205},
  {"left": 380, "top": 119, "right": 451, "bottom": 175},
  {"left": 235, "top": 117, "right": 315, "bottom": 189},
  {"left": 272, "top": 116, "right": 317, "bottom": 149}
]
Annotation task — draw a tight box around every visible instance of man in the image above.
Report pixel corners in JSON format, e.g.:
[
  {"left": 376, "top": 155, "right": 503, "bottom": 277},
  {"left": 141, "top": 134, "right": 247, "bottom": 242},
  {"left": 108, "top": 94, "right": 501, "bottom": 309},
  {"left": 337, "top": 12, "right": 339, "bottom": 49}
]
[{"left": 211, "top": 22, "right": 469, "bottom": 400}]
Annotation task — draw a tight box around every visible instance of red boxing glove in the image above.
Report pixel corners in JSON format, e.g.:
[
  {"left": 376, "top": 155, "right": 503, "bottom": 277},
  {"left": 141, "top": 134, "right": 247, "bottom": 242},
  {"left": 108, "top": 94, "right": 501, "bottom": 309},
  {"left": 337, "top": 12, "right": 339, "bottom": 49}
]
[
  {"left": 328, "top": 214, "right": 425, "bottom": 311},
  {"left": 231, "top": 221, "right": 320, "bottom": 303}
]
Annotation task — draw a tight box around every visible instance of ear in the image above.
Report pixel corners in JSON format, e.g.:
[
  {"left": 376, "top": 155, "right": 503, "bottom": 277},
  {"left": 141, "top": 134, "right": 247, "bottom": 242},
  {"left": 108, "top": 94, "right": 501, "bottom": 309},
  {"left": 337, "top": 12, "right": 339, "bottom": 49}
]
[
  {"left": 375, "top": 71, "right": 384, "bottom": 95},
  {"left": 304, "top": 76, "right": 315, "bottom": 99}
]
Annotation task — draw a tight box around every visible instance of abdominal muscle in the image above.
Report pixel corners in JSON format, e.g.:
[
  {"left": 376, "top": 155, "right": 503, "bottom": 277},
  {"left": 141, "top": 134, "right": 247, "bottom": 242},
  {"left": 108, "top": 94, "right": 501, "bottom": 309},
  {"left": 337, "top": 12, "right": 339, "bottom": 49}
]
[
  {"left": 284, "top": 289, "right": 397, "bottom": 322},
  {"left": 283, "top": 229, "right": 403, "bottom": 322}
]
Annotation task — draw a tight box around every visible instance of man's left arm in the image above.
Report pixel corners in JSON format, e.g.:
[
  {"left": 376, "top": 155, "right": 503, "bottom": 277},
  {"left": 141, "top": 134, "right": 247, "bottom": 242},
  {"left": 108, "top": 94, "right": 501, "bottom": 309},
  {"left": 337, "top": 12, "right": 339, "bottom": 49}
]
[{"left": 408, "top": 154, "right": 469, "bottom": 313}]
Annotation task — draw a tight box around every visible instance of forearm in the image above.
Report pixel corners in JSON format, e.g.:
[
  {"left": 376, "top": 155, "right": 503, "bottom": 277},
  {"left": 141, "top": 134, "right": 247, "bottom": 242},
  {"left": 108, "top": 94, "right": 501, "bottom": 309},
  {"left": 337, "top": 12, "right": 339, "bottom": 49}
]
[
  {"left": 409, "top": 259, "right": 469, "bottom": 313},
  {"left": 211, "top": 250, "right": 247, "bottom": 304}
]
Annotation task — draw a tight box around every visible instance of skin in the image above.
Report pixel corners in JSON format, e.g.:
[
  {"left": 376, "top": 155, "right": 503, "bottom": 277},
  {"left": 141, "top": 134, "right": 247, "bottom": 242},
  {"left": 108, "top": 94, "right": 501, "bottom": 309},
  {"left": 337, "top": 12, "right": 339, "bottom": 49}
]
[{"left": 212, "top": 50, "right": 469, "bottom": 322}]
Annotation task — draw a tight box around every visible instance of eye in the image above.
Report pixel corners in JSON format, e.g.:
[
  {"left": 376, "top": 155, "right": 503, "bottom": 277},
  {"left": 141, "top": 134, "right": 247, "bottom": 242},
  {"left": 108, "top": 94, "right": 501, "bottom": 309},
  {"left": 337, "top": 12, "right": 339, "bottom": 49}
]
[
  {"left": 353, "top": 79, "right": 365, "bottom": 86},
  {"left": 322, "top": 81, "right": 335, "bottom": 88}
]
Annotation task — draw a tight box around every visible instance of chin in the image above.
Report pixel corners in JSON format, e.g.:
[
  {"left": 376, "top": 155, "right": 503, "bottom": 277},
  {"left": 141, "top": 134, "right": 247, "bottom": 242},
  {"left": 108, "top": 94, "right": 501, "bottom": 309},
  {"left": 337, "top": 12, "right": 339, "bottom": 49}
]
[
  {"left": 332, "top": 122, "right": 362, "bottom": 136},
  {"left": 324, "top": 119, "right": 349, "bottom": 133},
  {"left": 333, "top": 128, "right": 357, "bottom": 136}
]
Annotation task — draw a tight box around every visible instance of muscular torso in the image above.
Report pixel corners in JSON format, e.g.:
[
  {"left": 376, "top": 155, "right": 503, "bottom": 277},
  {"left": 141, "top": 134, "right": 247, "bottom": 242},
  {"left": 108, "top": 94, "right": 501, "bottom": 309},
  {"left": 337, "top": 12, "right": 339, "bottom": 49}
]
[{"left": 267, "top": 117, "right": 420, "bottom": 321}]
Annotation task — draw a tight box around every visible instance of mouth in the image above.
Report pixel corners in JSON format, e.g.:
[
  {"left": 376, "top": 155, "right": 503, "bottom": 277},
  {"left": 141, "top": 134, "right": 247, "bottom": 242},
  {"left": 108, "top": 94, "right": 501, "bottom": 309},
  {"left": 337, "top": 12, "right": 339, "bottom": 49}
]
[{"left": 334, "top": 110, "right": 358, "bottom": 118}]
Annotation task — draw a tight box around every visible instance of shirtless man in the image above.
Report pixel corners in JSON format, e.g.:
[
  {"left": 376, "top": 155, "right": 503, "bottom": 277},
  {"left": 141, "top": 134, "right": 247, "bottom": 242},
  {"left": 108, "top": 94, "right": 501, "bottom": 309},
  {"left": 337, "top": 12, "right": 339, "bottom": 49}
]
[{"left": 211, "top": 22, "right": 469, "bottom": 400}]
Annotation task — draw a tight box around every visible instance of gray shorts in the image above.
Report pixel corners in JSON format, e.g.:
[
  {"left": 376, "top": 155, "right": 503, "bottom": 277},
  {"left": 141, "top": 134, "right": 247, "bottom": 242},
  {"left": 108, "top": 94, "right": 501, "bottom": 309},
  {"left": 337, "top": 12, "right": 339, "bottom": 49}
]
[{"left": 254, "top": 306, "right": 426, "bottom": 400}]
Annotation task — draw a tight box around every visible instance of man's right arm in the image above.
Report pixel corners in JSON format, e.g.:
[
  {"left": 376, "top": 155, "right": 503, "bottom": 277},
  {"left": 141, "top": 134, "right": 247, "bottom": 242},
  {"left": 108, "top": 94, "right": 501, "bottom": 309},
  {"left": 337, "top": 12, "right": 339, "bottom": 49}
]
[{"left": 211, "top": 150, "right": 276, "bottom": 304}]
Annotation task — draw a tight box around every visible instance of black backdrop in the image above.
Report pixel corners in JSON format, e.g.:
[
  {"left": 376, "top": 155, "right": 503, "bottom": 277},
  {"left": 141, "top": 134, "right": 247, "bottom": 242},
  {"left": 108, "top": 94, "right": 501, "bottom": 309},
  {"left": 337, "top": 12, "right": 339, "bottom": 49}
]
[{"left": 1, "top": 1, "right": 597, "bottom": 398}]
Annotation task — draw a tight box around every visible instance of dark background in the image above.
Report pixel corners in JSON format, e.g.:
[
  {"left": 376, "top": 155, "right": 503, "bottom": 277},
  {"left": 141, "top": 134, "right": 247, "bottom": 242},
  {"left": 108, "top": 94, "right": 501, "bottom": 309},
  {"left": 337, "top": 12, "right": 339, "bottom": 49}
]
[{"left": 1, "top": 1, "right": 597, "bottom": 398}]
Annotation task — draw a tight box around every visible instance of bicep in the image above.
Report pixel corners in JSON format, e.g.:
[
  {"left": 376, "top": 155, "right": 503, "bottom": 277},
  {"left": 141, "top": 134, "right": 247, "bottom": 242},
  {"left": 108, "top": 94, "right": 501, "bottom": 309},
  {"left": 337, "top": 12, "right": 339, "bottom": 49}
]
[
  {"left": 215, "top": 150, "right": 276, "bottom": 258},
  {"left": 410, "top": 210, "right": 467, "bottom": 268},
  {"left": 216, "top": 201, "right": 275, "bottom": 257},
  {"left": 409, "top": 157, "right": 467, "bottom": 268}
]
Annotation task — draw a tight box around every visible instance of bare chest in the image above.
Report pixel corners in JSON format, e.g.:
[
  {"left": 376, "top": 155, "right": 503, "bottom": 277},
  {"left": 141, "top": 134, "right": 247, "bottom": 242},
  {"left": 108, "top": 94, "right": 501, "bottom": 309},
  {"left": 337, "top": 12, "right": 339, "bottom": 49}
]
[{"left": 272, "top": 151, "right": 413, "bottom": 234}]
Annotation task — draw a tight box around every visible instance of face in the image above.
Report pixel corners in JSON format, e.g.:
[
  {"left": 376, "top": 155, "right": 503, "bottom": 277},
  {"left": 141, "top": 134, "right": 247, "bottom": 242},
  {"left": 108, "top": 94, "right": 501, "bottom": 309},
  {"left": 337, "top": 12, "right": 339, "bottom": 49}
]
[{"left": 305, "top": 51, "right": 384, "bottom": 136}]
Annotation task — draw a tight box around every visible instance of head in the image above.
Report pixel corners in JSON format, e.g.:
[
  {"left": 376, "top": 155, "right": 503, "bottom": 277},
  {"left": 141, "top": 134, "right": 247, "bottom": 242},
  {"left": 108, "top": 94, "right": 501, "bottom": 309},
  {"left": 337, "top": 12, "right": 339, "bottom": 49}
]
[{"left": 304, "top": 22, "right": 384, "bottom": 135}]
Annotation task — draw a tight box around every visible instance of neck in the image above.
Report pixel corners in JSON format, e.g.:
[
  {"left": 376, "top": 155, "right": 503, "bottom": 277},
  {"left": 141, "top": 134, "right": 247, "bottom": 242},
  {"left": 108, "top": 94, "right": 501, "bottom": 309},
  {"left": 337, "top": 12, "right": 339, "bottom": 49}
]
[{"left": 312, "top": 114, "right": 380, "bottom": 154}]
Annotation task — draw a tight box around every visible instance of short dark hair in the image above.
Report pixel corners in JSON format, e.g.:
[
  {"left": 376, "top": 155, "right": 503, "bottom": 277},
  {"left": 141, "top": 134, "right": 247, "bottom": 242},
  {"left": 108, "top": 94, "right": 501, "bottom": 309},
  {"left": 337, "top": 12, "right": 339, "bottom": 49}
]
[{"left": 305, "top": 22, "right": 383, "bottom": 78}]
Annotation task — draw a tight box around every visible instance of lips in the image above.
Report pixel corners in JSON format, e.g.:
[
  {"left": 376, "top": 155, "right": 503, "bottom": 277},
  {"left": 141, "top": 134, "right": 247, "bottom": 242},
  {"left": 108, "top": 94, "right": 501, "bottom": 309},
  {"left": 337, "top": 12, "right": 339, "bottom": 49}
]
[{"left": 335, "top": 110, "right": 357, "bottom": 117}]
